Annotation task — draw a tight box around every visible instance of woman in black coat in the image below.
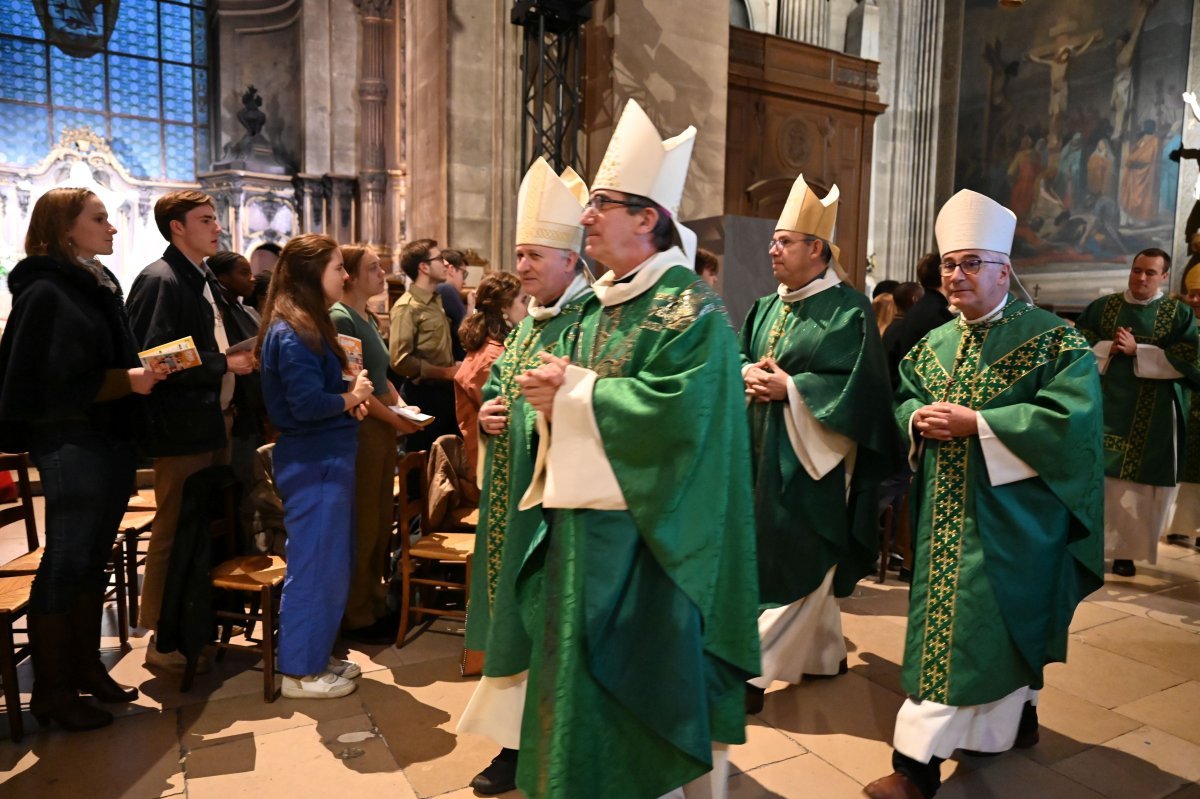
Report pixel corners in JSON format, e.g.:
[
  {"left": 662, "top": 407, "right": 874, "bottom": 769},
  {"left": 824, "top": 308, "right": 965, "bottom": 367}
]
[{"left": 0, "top": 188, "right": 162, "bottom": 731}]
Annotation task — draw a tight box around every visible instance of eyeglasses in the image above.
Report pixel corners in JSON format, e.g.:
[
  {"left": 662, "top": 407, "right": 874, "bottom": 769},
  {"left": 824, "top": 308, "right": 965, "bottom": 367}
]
[
  {"left": 939, "top": 257, "right": 1006, "bottom": 275},
  {"left": 768, "top": 237, "right": 817, "bottom": 252},
  {"left": 584, "top": 194, "right": 649, "bottom": 213},
  {"left": 424, "top": 254, "right": 445, "bottom": 264}
]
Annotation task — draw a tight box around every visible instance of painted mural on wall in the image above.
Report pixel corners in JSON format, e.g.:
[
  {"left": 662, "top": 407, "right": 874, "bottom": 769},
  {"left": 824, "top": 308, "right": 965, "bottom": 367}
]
[{"left": 954, "top": 0, "right": 1194, "bottom": 308}]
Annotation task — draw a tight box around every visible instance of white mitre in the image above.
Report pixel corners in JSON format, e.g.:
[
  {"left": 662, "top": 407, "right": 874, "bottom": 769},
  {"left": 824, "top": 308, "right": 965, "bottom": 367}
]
[
  {"left": 592, "top": 98, "right": 698, "bottom": 264},
  {"left": 516, "top": 156, "right": 588, "bottom": 251},
  {"left": 935, "top": 189, "right": 1017, "bottom": 255},
  {"left": 776, "top": 174, "right": 842, "bottom": 264}
]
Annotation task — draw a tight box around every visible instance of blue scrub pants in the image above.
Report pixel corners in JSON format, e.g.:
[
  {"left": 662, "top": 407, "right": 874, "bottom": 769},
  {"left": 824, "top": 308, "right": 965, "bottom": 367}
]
[{"left": 274, "top": 435, "right": 357, "bottom": 676}]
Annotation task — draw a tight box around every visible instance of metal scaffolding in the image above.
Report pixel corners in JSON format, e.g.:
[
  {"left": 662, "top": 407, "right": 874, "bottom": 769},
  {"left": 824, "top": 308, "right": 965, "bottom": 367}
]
[{"left": 511, "top": 1, "right": 592, "bottom": 174}]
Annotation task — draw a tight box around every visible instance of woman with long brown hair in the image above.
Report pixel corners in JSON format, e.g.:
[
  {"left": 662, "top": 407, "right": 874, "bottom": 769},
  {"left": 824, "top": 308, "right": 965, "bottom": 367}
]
[
  {"left": 331, "top": 243, "right": 421, "bottom": 643},
  {"left": 0, "top": 187, "right": 162, "bottom": 731},
  {"left": 454, "top": 272, "right": 528, "bottom": 480},
  {"left": 256, "top": 233, "right": 373, "bottom": 699}
]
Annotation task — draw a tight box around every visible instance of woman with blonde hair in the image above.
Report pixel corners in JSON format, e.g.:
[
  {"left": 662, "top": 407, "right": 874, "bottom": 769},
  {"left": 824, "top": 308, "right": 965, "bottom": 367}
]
[
  {"left": 872, "top": 292, "right": 897, "bottom": 336},
  {"left": 454, "top": 272, "right": 528, "bottom": 480},
  {"left": 0, "top": 187, "right": 162, "bottom": 731},
  {"left": 257, "top": 233, "right": 374, "bottom": 698},
  {"left": 332, "top": 243, "right": 422, "bottom": 643}
]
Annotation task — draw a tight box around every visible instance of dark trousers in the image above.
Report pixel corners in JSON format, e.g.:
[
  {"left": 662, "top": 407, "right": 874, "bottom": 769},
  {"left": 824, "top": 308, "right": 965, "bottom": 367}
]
[
  {"left": 29, "top": 428, "right": 136, "bottom": 614},
  {"left": 402, "top": 379, "right": 458, "bottom": 452}
]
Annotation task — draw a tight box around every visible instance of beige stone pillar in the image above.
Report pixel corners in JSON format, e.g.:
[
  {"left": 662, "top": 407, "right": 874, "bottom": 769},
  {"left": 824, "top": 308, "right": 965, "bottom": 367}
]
[{"left": 354, "top": 0, "right": 391, "bottom": 249}]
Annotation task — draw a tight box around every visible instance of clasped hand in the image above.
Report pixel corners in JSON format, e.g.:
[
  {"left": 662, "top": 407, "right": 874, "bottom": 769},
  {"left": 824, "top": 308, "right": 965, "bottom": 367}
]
[
  {"left": 743, "top": 356, "right": 790, "bottom": 402},
  {"left": 479, "top": 397, "right": 509, "bottom": 435},
  {"left": 913, "top": 402, "right": 977, "bottom": 441},
  {"left": 1113, "top": 327, "right": 1137, "bottom": 357},
  {"left": 517, "top": 352, "right": 570, "bottom": 419}
]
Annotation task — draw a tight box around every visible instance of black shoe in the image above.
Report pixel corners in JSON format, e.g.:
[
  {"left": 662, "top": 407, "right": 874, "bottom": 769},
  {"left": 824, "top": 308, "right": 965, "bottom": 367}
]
[
  {"left": 1112, "top": 559, "right": 1136, "bottom": 577},
  {"left": 745, "top": 683, "right": 765, "bottom": 715},
  {"left": 803, "top": 657, "right": 849, "bottom": 680},
  {"left": 1165, "top": 533, "right": 1191, "bottom": 546},
  {"left": 470, "top": 747, "right": 518, "bottom": 795},
  {"left": 1014, "top": 700, "right": 1039, "bottom": 748},
  {"left": 898, "top": 568, "right": 913, "bottom": 584}
]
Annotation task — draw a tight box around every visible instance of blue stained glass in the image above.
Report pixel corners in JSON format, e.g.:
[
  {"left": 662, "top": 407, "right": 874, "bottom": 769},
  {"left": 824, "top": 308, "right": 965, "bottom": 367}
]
[
  {"left": 194, "top": 67, "right": 208, "bottom": 124},
  {"left": 110, "top": 116, "right": 162, "bottom": 178},
  {"left": 109, "top": 55, "right": 159, "bottom": 117},
  {"left": 195, "top": 123, "right": 210, "bottom": 173},
  {"left": 0, "top": 102, "right": 50, "bottom": 166},
  {"left": 162, "top": 63, "right": 192, "bottom": 122},
  {"left": 0, "top": 39, "right": 47, "bottom": 103},
  {"left": 164, "top": 123, "right": 193, "bottom": 180},
  {"left": 108, "top": 0, "right": 159, "bottom": 58},
  {"left": 0, "top": 0, "right": 45, "bottom": 39},
  {"left": 50, "top": 49, "right": 104, "bottom": 110},
  {"left": 160, "top": 2, "right": 192, "bottom": 63},
  {"left": 191, "top": 9, "right": 206, "bottom": 65},
  {"left": 53, "top": 109, "right": 106, "bottom": 143}
]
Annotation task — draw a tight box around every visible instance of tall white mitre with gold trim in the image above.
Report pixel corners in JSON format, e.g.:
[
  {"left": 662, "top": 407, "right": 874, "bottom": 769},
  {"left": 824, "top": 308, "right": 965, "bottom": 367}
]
[
  {"left": 516, "top": 156, "right": 588, "bottom": 251},
  {"left": 591, "top": 98, "right": 698, "bottom": 265}
]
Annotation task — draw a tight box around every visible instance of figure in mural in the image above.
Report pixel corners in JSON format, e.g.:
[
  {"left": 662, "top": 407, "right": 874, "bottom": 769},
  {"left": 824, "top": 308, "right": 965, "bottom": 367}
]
[
  {"left": 1007, "top": 135, "right": 1041, "bottom": 220},
  {"left": 1026, "top": 23, "right": 1103, "bottom": 143},
  {"left": 1088, "top": 138, "right": 1117, "bottom": 199},
  {"left": 1111, "top": 0, "right": 1159, "bottom": 141},
  {"left": 1057, "top": 132, "right": 1085, "bottom": 210},
  {"left": 1120, "top": 119, "right": 1163, "bottom": 223}
]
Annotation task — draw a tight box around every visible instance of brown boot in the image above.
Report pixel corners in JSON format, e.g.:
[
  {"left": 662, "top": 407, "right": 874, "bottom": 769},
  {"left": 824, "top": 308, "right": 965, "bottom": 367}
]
[
  {"left": 29, "top": 612, "right": 113, "bottom": 731},
  {"left": 73, "top": 592, "right": 138, "bottom": 703},
  {"left": 863, "top": 772, "right": 927, "bottom": 799}
]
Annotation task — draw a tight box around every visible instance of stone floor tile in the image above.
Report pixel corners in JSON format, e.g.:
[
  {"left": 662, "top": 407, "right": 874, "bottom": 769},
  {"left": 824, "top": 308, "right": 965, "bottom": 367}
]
[
  {"left": 1164, "top": 783, "right": 1200, "bottom": 798},
  {"left": 1019, "top": 684, "right": 1143, "bottom": 766},
  {"left": 728, "top": 751, "right": 865, "bottom": 798},
  {"left": 1076, "top": 616, "right": 1200, "bottom": 681},
  {"left": 936, "top": 752, "right": 1105, "bottom": 798},
  {"left": 1044, "top": 641, "right": 1186, "bottom": 708},
  {"left": 729, "top": 718, "right": 808, "bottom": 775},
  {"left": 1052, "top": 726, "right": 1200, "bottom": 799},
  {"left": 1070, "top": 601, "right": 1132, "bottom": 633},
  {"left": 1114, "top": 682, "right": 1200, "bottom": 747},
  {"left": 1138, "top": 583, "right": 1200, "bottom": 635},
  {"left": 183, "top": 719, "right": 417, "bottom": 798},
  {"left": 180, "top": 688, "right": 368, "bottom": 751},
  {"left": 0, "top": 708, "right": 184, "bottom": 798}
]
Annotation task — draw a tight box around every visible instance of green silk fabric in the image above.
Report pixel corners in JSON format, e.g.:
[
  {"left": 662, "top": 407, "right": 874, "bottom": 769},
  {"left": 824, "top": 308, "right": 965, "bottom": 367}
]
[
  {"left": 513, "top": 265, "right": 761, "bottom": 799},
  {"left": 1183, "top": 386, "right": 1199, "bottom": 484},
  {"left": 463, "top": 289, "right": 591, "bottom": 675},
  {"left": 895, "top": 299, "right": 1104, "bottom": 707},
  {"left": 1076, "top": 294, "right": 1200, "bottom": 486},
  {"left": 739, "top": 284, "right": 902, "bottom": 607}
]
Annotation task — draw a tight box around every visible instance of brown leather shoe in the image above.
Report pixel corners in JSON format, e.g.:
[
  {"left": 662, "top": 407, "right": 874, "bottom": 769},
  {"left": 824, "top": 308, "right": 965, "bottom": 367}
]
[{"left": 863, "top": 772, "right": 927, "bottom": 799}]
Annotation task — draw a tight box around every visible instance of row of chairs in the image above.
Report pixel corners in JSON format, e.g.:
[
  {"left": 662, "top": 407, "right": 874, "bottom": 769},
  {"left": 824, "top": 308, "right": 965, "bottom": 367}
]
[{"left": 0, "top": 445, "right": 478, "bottom": 741}]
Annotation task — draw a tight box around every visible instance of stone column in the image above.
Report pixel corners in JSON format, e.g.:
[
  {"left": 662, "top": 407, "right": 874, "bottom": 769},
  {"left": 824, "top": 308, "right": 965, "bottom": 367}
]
[
  {"left": 354, "top": 0, "right": 391, "bottom": 249},
  {"left": 776, "top": 0, "right": 828, "bottom": 48}
]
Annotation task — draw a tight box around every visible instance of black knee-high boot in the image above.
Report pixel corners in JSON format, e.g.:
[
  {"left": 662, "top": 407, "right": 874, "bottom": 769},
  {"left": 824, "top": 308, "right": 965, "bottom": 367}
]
[
  {"left": 73, "top": 592, "right": 138, "bottom": 703},
  {"left": 29, "top": 612, "right": 113, "bottom": 731}
]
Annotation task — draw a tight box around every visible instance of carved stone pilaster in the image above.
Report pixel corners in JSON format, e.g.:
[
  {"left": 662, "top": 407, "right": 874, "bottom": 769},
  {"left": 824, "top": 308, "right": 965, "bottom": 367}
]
[
  {"left": 777, "top": 0, "right": 829, "bottom": 48},
  {"left": 355, "top": 0, "right": 391, "bottom": 247}
]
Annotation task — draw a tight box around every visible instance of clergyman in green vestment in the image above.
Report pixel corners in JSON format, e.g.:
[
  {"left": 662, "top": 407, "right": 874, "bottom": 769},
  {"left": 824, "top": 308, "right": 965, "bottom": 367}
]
[
  {"left": 455, "top": 157, "right": 592, "bottom": 796},
  {"left": 740, "top": 174, "right": 900, "bottom": 710},
  {"left": 865, "top": 190, "right": 1104, "bottom": 799},
  {"left": 1076, "top": 249, "right": 1200, "bottom": 575},
  {"left": 1164, "top": 262, "right": 1200, "bottom": 544},
  {"left": 515, "top": 99, "right": 761, "bottom": 799}
]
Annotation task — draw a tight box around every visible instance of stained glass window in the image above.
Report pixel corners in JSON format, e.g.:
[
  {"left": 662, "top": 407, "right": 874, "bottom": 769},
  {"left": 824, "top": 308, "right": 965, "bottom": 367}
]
[{"left": 0, "top": 0, "right": 211, "bottom": 181}]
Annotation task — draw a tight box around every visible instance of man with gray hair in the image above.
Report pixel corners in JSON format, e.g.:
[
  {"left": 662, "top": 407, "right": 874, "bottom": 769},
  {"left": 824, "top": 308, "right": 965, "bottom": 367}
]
[{"left": 865, "top": 190, "right": 1104, "bottom": 799}]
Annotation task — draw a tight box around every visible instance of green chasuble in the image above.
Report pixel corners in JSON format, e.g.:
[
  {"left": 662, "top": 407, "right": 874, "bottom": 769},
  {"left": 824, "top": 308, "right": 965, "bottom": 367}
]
[
  {"left": 1183, "top": 386, "right": 1200, "bottom": 484},
  {"left": 896, "top": 298, "right": 1104, "bottom": 707},
  {"left": 1076, "top": 293, "right": 1200, "bottom": 486},
  {"left": 463, "top": 278, "right": 592, "bottom": 674},
  {"left": 740, "top": 278, "right": 902, "bottom": 608},
  {"left": 513, "top": 254, "right": 761, "bottom": 799}
]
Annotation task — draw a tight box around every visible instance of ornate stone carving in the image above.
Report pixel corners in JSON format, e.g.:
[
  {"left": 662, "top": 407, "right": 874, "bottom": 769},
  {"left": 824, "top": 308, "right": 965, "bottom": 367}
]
[{"left": 353, "top": 0, "right": 392, "bottom": 20}]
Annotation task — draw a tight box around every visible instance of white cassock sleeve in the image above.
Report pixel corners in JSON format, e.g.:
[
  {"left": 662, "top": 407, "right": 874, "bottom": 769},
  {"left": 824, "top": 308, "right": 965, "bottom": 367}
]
[
  {"left": 1092, "top": 341, "right": 1113, "bottom": 375},
  {"left": 1133, "top": 344, "right": 1185, "bottom": 379},
  {"left": 782, "top": 379, "right": 855, "bottom": 481},
  {"left": 518, "top": 364, "right": 627, "bottom": 511},
  {"left": 976, "top": 412, "right": 1038, "bottom": 486}
]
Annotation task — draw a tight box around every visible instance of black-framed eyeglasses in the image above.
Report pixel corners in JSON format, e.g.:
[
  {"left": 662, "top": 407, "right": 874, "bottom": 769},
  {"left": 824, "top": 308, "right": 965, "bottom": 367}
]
[
  {"left": 939, "top": 257, "right": 1006, "bottom": 275},
  {"left": 424, "top": 254, "right": 445, "bottom": 264},
  {"left": 584, "top": 194, "right": 649, "bottom": 213},
  {"left": 768, "top": 236, "right": 818, "bottom": 252}
]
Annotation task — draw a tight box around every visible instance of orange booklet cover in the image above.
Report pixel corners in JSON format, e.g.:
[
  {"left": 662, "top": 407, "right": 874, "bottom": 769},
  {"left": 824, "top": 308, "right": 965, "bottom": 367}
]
[{"left": 138, "top": 336, "right": 201, "bottom": 375}]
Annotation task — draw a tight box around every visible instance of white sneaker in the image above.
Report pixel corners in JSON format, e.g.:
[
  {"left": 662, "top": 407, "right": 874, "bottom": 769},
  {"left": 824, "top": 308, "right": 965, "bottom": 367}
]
[
  {"left": 145, "top": 635, "right": 211, "bottom": 673},
  {"left": 327, "top": 657, "right": 362, "bottom": 679},
  {"left": 281, "top": 671, "right": 358, "bottom": 699}
]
